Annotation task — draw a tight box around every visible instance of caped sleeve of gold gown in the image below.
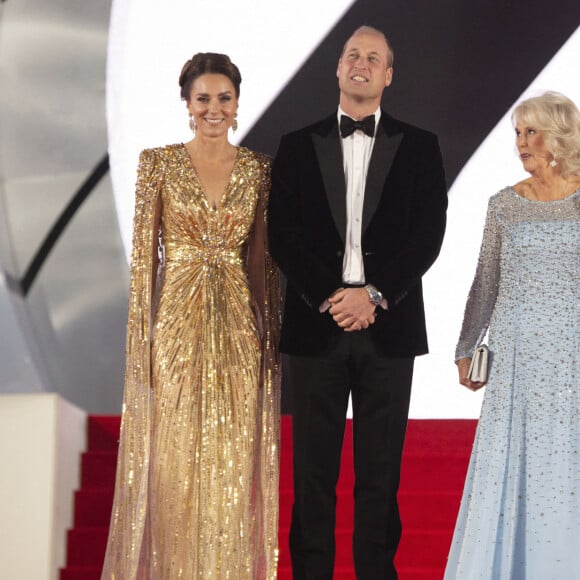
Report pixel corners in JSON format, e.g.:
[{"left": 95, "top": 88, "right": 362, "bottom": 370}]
[
  {"left": 101, "top": 146, "right": 281, "bottom": 580},
  {"left": 245, "top": 153, "right": 282, "bottom": 577},
  {"left": 101, "top": 147, "right": 161, "bottom": 579}
]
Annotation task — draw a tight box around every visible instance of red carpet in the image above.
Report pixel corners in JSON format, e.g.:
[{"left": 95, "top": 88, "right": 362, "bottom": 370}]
[{"left": 60, "top": 416, "right": 475, "bottom": 579}]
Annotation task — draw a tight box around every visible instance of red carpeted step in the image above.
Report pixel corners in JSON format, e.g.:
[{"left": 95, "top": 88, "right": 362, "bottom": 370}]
[
  {"left": 404, "top": 420, "right": 476, "bottom": 455},
  {"left": 81, "top": 451, "right": 117, "bottom": 488},
  {"left": 400, "top": 454, "right": 471, "bottom": 491},
  {"left": 398, "top": 568, "right": 446, "bottom": 580},
  {"left": 60, "top": 566, "right": 102, "bottom": 580},
  {"left": 399, "top": 490, "right": 461, "bottom": 529},
  {"left": 279, "top": 450, "right": 294, "bottom": 490},
  {"left": 66, "top": 527, "right": 108, "bottom": 566},
  {"left": 396, "top": 529, "right": 454, "bottom": 568},
  {"left": 74, "top": 488, "right": 114, "bottom": 527},
  {"left": 87, "top": 415, "right": 121, "bottom": 451}
]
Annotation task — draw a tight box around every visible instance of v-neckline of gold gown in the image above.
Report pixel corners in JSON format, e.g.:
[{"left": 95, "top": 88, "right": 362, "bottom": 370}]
[{"left": 181, "top": 143, "right": 241, "bottom": 211}]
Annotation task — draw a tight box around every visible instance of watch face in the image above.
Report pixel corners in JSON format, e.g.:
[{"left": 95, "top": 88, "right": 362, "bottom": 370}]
[{"left": 365, "top": 285, "right": 381, "bottom": 304}]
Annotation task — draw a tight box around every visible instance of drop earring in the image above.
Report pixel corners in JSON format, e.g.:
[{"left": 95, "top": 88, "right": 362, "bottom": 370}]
[
  {"left": 189, "top": 114, "right": 197, "bottom": 134},
  {"left": 231, "top": 114, "right": 238, "bottom": 133},
  {"left": 549, "top": 158, "right": 557, "bottom": 168}
]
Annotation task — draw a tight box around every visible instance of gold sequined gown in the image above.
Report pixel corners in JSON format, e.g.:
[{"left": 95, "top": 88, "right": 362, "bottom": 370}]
[{"left": 101, "top": 144, "right": 281, "bottom": 580}]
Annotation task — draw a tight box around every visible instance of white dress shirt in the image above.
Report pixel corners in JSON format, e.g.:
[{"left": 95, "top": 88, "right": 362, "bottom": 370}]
[
  {"left": 338, "top": 105, "right": 381, "bottom": 284},
  {"left": 319, "top": 106, "right": 387, "bottom": 312}
]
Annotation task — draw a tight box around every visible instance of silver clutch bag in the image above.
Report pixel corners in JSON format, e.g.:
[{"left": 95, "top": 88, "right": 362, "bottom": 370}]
[{"left": 467, "top": 344, "right": 489, "bottom": 382}]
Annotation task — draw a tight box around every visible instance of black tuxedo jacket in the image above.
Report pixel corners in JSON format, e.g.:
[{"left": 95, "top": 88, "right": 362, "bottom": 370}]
[{"left": 268, "top": 111, "right": 447, "bottom": 357}]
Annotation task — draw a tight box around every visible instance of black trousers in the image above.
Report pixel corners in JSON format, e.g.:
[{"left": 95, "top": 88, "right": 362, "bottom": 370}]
[{"left": 288, "top": 330, "right": 414, "bottom": 580}]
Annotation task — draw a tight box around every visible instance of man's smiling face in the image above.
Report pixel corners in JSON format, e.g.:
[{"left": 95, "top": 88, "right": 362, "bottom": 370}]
[{"left": 337, "top": 29, "right": 393, "bottom": 108}]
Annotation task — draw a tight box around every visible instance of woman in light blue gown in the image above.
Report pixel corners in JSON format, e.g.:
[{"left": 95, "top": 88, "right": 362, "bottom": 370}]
[{"left": 446, "top": 91, "right": 580, "bottom": 579}]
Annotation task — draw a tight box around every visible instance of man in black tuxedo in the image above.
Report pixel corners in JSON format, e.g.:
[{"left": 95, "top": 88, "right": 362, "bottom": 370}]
[{"left": 268, "top": 26, "right": 447, "bottom": 579}]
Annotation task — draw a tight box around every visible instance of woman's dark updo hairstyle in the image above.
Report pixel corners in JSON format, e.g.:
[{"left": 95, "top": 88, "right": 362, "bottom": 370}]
[{"left": 179, "top": 52, "right": 242, "bottom": 101}]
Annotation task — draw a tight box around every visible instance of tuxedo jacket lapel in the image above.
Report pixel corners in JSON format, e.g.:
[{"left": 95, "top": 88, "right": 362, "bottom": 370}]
[
  {"left": 312, "top": 118, "right": 347, "bottom": 243},
  {"left": 362, "top": 116, "right": 403, "bottom": 232}
]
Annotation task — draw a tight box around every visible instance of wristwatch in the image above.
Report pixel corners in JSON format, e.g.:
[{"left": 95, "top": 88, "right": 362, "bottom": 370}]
[{"left": 364, "top": 284, "right": 383, "bottom": 306}]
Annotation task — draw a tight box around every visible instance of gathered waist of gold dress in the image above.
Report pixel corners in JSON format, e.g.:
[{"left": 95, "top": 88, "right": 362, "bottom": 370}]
[{"left": 164, "top": 246, "right": 243, "bottom": 266}]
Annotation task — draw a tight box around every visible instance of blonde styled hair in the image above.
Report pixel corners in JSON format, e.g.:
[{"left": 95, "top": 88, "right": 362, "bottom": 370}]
[{"left": 512, "top": 91, "right": 580, "bottom": 177}]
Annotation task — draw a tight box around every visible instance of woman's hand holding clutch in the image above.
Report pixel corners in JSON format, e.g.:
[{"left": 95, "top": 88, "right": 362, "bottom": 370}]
[{"left": 457, "top": 357, "right": 487, "bottom": 392}]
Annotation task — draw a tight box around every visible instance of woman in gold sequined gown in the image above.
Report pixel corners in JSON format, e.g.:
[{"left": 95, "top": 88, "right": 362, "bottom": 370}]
[{"left": 101, "top": 53, "right": 281, "bottom": 580}]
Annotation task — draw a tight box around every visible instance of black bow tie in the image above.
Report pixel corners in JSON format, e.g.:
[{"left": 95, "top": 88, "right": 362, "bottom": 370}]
[{"left": 339, "top": 114, "right": 375, "bottom": 138}]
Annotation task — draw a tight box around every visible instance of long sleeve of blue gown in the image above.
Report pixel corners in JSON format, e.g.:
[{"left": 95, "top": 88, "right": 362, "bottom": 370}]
[{"left": 455, "top": 194, "right": 502, "bottom": 360}]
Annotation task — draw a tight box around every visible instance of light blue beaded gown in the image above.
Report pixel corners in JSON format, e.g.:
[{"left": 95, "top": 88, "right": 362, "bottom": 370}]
[{"left": 445, "top": 187, "right": 580, "bottom": 580}]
